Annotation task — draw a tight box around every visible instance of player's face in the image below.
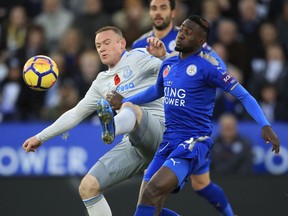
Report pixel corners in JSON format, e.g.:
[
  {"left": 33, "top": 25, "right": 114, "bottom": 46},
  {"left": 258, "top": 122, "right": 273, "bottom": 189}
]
[
  {"left": 150, "top": 0, "right": 174, "bottom": 30},
  {"left": 175, "top": 19, "right": 204, "bottom": 54},
  {"left": 95, "top": 30, "right": 126, "bottom": 68}
]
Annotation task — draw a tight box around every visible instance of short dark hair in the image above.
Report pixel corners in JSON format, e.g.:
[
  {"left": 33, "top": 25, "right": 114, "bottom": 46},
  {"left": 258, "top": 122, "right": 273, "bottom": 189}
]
[
  {"left": 150, "top": 0, "right": 175, "bottom": 10},
  {"left": 95, "top": 26, "right": 123, "bottom": 38},
  {"left": 188, "top": 15, "right": 210, "bottom": 40}
]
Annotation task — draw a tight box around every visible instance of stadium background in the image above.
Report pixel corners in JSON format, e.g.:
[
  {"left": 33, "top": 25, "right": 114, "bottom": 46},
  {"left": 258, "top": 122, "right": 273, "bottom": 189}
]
[{"left": 0, "top": 0, "right": 288, "bottom": 215}]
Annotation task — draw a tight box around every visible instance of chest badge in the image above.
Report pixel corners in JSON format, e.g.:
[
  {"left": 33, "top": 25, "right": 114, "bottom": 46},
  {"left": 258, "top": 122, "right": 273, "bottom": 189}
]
[
  {"left": 122, "top": 66, "right": 133, "bottom": 79},
  {"left": 114, "top": 74, "right": 121, "bottom": 85},
  {"left": 186, "top": 64, "right": 197, "bottom": 76},
  {"left": 163, "top": 65, "right": 170, "bottom": 78}
]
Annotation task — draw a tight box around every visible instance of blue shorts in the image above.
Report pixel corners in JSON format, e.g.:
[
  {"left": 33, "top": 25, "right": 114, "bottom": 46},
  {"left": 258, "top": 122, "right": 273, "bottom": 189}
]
[{"left": 144, "top": 136, "right": 213, "bottom": 193}]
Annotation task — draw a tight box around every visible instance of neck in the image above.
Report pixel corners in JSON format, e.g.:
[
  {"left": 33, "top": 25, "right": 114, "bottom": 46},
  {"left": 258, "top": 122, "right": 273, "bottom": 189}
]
[
  {"left": 108, "top": 50, "right": 126, "bottom": 69},
  {"left": 153, "top": 22, "right": 174, "bottom": 39},
  {"left": 180, "top": 46, "right": 202, "bottom": 59}
]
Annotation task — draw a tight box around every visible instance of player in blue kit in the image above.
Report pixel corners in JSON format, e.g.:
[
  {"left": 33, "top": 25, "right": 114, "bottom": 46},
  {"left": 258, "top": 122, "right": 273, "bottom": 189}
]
[
  {"left": 119, "top": 15, "right": 280, "bottom": 215},
  {"left": 132, "top": 0, "right": 178, "bottom": 53}
]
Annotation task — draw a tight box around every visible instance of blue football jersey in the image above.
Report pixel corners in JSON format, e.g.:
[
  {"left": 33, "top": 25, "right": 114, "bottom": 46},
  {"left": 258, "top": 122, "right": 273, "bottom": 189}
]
[
  {"left": 202, "top": 42, "right": 227, "bottom": 71},
  {"left": 157, "top": 49, "right": 238, "bottom": 140},
  {"left": 132, "top": 27, "right": 179, "bottom": 53}
]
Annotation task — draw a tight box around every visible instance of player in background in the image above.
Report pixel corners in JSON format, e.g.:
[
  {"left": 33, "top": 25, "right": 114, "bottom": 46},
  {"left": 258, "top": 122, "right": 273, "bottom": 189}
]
[
  {"left": 22, "top": 26, "right": 176, "bottom": 216},
  {"left": 132, "top": 0, "right": 178, "bottom": 53},
  {"left": 133, "top": 0, "right": 222, "bottom": 63},
  {"left": 116, "top": 15, "right": 280, "bottom": 215}
]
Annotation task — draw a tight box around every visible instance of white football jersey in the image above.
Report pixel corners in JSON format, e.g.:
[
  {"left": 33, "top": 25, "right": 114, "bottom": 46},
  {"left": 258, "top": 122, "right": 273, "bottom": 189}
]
[{"left": 36, "top": 48, "right": 164, "bottom": 142}]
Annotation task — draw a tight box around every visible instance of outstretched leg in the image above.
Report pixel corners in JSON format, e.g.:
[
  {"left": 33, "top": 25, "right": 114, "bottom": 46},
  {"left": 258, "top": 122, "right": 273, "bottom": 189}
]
[{"left": 96, "top": 99, "right": 139, "bottom": 144}]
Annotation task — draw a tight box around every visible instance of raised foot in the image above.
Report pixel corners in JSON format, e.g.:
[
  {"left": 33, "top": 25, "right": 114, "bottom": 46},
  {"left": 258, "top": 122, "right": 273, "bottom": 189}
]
[{"left": 96, "top": 99, "right": 115, "bottom": 144}]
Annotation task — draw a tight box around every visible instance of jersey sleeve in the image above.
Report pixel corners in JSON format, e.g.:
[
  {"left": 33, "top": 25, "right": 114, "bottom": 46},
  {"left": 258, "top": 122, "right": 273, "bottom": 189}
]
[
  {"left": 204, "top": 62, "right": 270, "bottom": 128},
  {"left": 132, "top": 49, "right": 162, "bottom": 75},
  {"left": 35, "top": 83, "right": 100, "bottom": 142},
  {"left": 205, "top": 64, "right": 238, "bottom": 92},
  {"left": 230, "top": 84, "right": 270, "bottom": 128},
  {"left": 123, "top": 58, "right": 166, "bottom": 104},
  {"left": 123, "top": 83, "right": 164, "bottom": 104}
]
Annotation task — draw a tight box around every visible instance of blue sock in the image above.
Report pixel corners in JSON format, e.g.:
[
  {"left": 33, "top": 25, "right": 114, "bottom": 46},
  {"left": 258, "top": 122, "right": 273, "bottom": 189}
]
[
  {"left": 160, "top": 208, "right": 180, "bottom": 216},
  {"left": 195, "top": 182, "right": 234, "bottom": 216},
  {"left": 134, "top": 204, "right": 155, "bottom": 216}
]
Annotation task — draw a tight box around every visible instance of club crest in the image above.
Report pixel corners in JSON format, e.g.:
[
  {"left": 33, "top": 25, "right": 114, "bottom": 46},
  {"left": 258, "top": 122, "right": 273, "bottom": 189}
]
[
  {"left": 186, "top": 64, "right": 197, "bottom": 76},
  {"left": 122, "top": 66, "right": 133, "bottom": 79}
]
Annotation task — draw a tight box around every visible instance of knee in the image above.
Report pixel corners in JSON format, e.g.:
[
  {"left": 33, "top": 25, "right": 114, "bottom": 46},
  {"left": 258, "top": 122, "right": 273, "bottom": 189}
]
[
  {"left": 79, "top": 174, "right": 101, "bottom": 199},
  {"left": 191, "top": 178, "right": 210, "bottom": 191},
  {"left": 122, "top": 101, "right": 133, "bottom": 108},
  {"left": 122, "top": 102, "right": 142, "bottom": 123},
  {"left": 190, "top": 174, "right": 211, "bottom": 191},
  {"left": 141, "top": 181, "right": 166, "bottom": 205}
]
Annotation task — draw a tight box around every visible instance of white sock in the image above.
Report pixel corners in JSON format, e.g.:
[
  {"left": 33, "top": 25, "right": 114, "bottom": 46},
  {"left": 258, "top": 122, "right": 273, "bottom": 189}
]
[
  {"left": 115, "top": 106, "right": 137, "bottom": 135},
  {"left": 83, "top": 194, "right": 112, "bottom": 216}
]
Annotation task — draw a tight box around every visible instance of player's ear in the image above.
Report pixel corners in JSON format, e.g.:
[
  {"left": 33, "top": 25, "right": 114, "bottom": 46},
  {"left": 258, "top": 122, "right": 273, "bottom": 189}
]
[
  {"left": 200, "top": 38, "right": 205, "bottom": 44},
  {"left": 119, "top": 37, "right": 126, "bottom": 49},
  {"left": 171, "top": 9, "right": 176, "bottom": 19},
  {"left": 198, "top": 33, "right": 206, "bottom": 45}
]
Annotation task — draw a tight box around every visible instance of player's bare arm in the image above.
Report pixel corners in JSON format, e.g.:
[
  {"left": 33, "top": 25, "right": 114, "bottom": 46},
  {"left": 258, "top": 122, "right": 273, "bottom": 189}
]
[
  {"left": 146, "top": 36, "right": 167, "bottom": 58},
  {"left": 261, "top": 125, "right": 280, "bottom": 154},
  {"left": 22, "top": 136, "right": 42, "bottom": 153}
]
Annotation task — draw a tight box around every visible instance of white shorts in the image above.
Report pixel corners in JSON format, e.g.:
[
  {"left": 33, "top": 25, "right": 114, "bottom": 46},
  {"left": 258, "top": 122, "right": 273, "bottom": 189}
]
[{"left": 88, "top": 108, "right": 165, "bottom": 191}]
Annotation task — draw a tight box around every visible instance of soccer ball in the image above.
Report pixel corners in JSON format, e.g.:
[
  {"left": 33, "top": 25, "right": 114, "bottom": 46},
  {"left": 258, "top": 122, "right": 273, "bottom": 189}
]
[{"left": 22, "top": 55, "right": 59, "bottom": 91}]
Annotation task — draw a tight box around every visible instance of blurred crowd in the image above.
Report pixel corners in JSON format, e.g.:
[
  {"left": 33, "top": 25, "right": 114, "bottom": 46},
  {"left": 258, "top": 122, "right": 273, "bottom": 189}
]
[{"left": 0, "top": 0, "right": 288, "bottom": 123}]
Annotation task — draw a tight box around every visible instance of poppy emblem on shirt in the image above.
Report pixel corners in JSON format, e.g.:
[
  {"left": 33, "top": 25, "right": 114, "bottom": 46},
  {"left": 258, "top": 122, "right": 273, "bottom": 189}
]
[
  {"left": 186, "top": 65, "right": 197, "bottom": 76},
  {"left": 114, "top": 74, "right": 121, "bottom": 85},
  {"left": 163, "top": 66, "right": 170, "bottom": 78}
]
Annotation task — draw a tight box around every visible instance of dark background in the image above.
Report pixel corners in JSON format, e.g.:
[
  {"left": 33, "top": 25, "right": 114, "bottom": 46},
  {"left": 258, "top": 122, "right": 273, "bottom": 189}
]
[{"left": 1, "top": 174, "right": 287, "bottom": 216}]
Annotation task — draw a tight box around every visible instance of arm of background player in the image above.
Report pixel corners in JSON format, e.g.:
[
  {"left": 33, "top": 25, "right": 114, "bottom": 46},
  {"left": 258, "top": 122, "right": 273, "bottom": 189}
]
[{"left": 123, "top": 83, "right": 164, "bottom": 105}]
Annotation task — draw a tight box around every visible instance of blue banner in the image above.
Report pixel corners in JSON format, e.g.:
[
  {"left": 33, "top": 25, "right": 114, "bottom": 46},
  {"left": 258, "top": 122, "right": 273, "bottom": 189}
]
[
  {"left": 0, "top": 122, "right": 287, "bottom": 176},
  {"left": 212, "top": 122, "right": 288, "bottom": 175}
]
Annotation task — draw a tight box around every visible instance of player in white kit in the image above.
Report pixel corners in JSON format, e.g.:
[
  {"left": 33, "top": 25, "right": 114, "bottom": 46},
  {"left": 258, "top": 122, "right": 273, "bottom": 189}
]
[{"left": 22, "top": 26, "right": 167, "bottom": 216}]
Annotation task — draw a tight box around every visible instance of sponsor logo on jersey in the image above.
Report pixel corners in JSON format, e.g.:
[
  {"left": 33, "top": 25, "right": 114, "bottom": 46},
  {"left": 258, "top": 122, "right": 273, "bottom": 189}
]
[
  {"left": 116, "top": 82, "right": 135, "bottom": 92},
  {"left": 170, "top": 158, "right": 180, "bottom": 166},
  {"left": 165, "top": 80, "right": 173, "bottom": 86},
  {"left": 223, "top": 74, "right": 231, "bottom": 82},
  {"left": 186, "top": 64, "right": 197, "bottom": 76},
  {"left": 164, "top": 86, "right": 186, "bottom": 107},
  {"left": 222, "top": 71, "right": 236, "bottom": 84}
]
